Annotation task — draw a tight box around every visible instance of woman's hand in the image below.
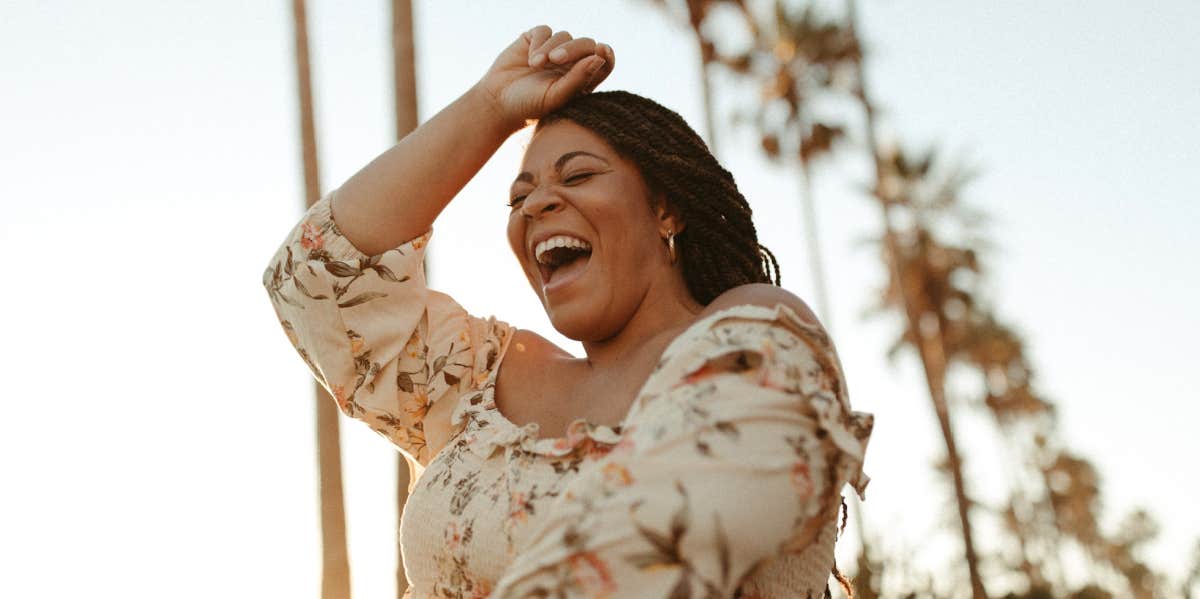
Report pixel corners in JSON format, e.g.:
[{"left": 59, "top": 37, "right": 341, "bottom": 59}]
[
  {"left": 328, "top": 27, "right": 612, "bottom": 254},
  {"left": 475, "top": 26, "right": 616, "bottom": 131}
]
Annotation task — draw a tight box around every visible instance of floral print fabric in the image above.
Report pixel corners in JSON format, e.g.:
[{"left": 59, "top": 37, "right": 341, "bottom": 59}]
[
  {"left": 263, "top": 192, "right": 506, "bottom": 466},
  {"left": 264, "top": 190, "right": 873, "bottom": 598}
]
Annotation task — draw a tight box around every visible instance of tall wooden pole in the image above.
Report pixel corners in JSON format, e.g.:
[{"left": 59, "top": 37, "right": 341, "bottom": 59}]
[
  {"left": 844, "top": 1, "right": 987, "bottom": 597},
  {"left": 393, "top": 0, "right": 419, "bottom": 139},
  {"left": 683, "top": 0, "right": 718, "bottom": 153},
  {"left": 390, "top": 0, "right": 418, "bottom": 596},
  {"left": 291, "top": 1, "right": 352, "bottom": 597}
]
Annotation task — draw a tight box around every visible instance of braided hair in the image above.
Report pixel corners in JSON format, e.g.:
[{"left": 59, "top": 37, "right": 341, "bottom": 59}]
[{"left": 537, "top": 90, "right": 781, "bottom": 305}]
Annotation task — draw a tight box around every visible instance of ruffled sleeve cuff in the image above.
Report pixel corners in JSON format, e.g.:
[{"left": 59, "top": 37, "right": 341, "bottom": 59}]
[{"left": 298, "top": 188, "right": 432, "bottom": 263}]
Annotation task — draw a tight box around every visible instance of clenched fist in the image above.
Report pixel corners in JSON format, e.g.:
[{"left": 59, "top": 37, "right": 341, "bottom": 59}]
[{"left": 475, "top": 25, "right": 616, "bottom": 131}]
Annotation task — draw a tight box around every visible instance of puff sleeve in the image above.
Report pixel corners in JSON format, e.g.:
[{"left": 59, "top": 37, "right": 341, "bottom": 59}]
[
  {"left": 262, "top": 189, "right": 512, "bottom": 466},
  {"left": 487, "top": 304, "right": 872, "bottom": 598}
]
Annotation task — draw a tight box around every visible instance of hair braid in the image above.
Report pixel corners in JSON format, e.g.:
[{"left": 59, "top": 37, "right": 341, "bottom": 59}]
[{"left": 537, "top": 91, "right": 781, "bottom": 305}]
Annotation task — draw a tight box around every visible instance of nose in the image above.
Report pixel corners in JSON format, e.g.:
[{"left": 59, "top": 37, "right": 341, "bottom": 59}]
[{"left": 520, "top": 186, "right": 564, "bottom": 219}]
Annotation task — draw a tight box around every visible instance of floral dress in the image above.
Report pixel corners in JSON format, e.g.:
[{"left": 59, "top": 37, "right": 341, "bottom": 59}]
[{"left": 263, "top": 190, "right": 874, "bottom": 598}]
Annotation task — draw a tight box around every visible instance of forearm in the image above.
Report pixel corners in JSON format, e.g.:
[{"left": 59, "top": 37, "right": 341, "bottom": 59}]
[{"left": 332, "top": 85, "right": 519, "bottom": 255}]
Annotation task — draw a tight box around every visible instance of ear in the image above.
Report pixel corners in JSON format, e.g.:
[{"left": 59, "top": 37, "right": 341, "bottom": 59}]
[{"left": 652, "top": 192, "right": 686, "bottom": 236}]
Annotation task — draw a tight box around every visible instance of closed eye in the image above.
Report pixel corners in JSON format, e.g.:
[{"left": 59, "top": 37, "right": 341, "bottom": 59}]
[
  {"left": 507, "top": 195, "right": 527, "bottom": 209},
  {"left": 564, "top": 172, "right": 593, "bottom": 184}
]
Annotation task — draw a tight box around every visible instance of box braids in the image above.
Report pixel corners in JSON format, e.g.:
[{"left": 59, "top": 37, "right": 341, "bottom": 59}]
[{"left": 538, "top": 91, "right": 781, "bottom": 305}]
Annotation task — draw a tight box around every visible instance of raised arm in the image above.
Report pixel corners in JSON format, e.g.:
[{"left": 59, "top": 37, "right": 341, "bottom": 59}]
[
  {"left": 263, "top": 27, "right": 616, "bottom": 465},
  {"left": 331, "top": 25, "right": 615, "bottom": 255}
]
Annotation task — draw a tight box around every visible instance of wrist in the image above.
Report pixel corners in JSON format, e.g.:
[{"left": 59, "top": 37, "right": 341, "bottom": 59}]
[{"left": 465, "top": 83, "right": 525, "bottom": 137}]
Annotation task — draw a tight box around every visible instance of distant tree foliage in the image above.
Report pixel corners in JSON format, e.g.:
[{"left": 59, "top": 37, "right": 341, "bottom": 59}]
[{"left": 650, "top": 0, "right": 1191, "bottom": 597}]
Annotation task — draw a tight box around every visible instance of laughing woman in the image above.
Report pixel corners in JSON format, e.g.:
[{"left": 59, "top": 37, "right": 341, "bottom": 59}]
[{"left": 263, "top": 26, "right": 873, "bottom": 598}]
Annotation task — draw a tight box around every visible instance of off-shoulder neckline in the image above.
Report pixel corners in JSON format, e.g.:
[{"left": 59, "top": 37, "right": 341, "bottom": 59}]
[{"left": 452, "top": 302, "right": 818, "bottom": 457}]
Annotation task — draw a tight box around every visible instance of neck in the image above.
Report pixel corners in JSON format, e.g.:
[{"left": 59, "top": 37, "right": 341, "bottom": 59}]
[{"left": 580, "top": 277, "right": 703, "bottom": 371}]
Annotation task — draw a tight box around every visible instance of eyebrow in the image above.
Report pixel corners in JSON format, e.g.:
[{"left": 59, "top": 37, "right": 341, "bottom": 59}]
[{"left": 513, "top": 151, "right": 609, "bottom": 186}]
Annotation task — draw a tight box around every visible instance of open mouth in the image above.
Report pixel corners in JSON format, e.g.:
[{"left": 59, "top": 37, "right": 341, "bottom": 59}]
[{"left": 535, "top": 235, "right": 593, "bottom": 289}]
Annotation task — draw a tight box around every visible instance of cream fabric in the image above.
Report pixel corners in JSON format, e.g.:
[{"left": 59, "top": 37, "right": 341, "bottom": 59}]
[{"left": 263, "top": 190, "right": 873, "bottom": 598}]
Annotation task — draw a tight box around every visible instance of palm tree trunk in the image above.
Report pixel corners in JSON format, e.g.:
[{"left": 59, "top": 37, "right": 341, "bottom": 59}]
[
  {"left": 843, "top": 1, "right": 987, "bottom": 597},
  {"left": 291, "top": 1, "right": 352, "bottom": 597},
  {"left": 798, "top": 154, "right": 881, "bottom": 597},
  {"left": 694, "top": 42, "right": 718, "bottom": 153},
  {"left": 392, "top": 0, "right": 418, "bottom": 141},
  {"left": 390, "top": 0, "right": 418, "bottom": 596},
  {"left": 797, "top": 159, "right": 831, "bottom": 326},
  {"left": 683, "top": 1, "right": 718, "bottom": 153}
]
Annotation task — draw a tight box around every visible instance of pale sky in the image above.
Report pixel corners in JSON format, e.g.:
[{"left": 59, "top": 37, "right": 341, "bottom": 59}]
[{"left": 2, "top": 1, "right": 1197, "bottom": 598}]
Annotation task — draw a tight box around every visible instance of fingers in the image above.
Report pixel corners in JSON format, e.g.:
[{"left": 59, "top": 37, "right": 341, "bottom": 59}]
[
  {"left": 516, "top": 26, "right": 615, "bottom": 107},
  {"left": 544, "top": 54, "right": 607, "bottom": 108},
  {"left": 523, "top": 25, "right": 552, "bottom": 56},
  {"left": 544, "top": 37, "right": 597, "bottom": 66},
  {"left": 529, "top": 30, "right": 575, "bottom": 67},
  {"left": 584, "top": 43, "right": 615, "bottom": 92}
]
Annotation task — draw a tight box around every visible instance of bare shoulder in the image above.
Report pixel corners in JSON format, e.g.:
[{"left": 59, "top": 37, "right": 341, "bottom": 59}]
[
  {"left": 491, "top": 328, "right": 580, "bottom": 430},
  {"left": 496, "top": 328, "right": 568, "bottom": 374},
  {"left": 701, "top": 283, "right": 822, "bottom": 328}
]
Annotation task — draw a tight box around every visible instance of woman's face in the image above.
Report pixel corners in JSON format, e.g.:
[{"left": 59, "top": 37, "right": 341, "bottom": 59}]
[{"left": 507, "top": 120, "right": 675, "bottom": 341}]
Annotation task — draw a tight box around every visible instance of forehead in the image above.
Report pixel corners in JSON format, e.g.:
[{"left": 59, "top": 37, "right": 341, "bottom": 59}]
[{"left": 522, "top": 120, "right": 616, "bottom": 167}]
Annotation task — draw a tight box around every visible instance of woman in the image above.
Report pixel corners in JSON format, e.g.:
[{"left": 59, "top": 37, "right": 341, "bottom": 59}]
[{"left": 264, "top": 26, "right": 872, "bottom": 598}]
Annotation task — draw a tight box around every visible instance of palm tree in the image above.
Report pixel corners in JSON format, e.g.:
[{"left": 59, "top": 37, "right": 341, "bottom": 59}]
[
  {"left": 843, "top": 3, "right": 1172, "bottom": 596},
  {"left": 646, "top": 0, "right": 719, "bottom": 151},
  {"left": 843, "top": 3, "right": 986, "bottom": 595},
  {"left": 651, "top": 2, "right": 871, "bottom": 594},
  {"left": 655, "top": 2, "right": 1180, "bottom": 596},
  {"left": 390, "top": 2, "right": 418, "bottom": 595},
  {"left": 290, "top": 1, "right": 351, "bottom": 597},
  {"left": 681, "top": 0, "right": 720, "bottom": 152}
]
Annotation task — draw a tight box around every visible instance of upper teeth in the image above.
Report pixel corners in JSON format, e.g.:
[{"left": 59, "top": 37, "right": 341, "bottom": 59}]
[{"left": 535, "top": 235, "right": 592, "bottom": 264}]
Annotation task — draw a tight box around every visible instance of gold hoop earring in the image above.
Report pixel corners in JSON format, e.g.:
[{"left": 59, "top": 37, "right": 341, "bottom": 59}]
[{"left": 667, "top": 230, "right": 678, "bottom": 264}]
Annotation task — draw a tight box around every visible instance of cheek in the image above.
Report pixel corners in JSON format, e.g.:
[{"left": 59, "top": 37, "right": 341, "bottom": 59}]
[{"left": 601, "top": 207, "right": 659, "bottom": 265}]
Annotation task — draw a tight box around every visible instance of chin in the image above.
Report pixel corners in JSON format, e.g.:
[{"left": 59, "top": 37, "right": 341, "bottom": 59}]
[
  {"left": 546, "top": 304, "right": 600, "bottom": 342},
  {"left": 544, "top": 299, "right": 621, "bottom": 343}
]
